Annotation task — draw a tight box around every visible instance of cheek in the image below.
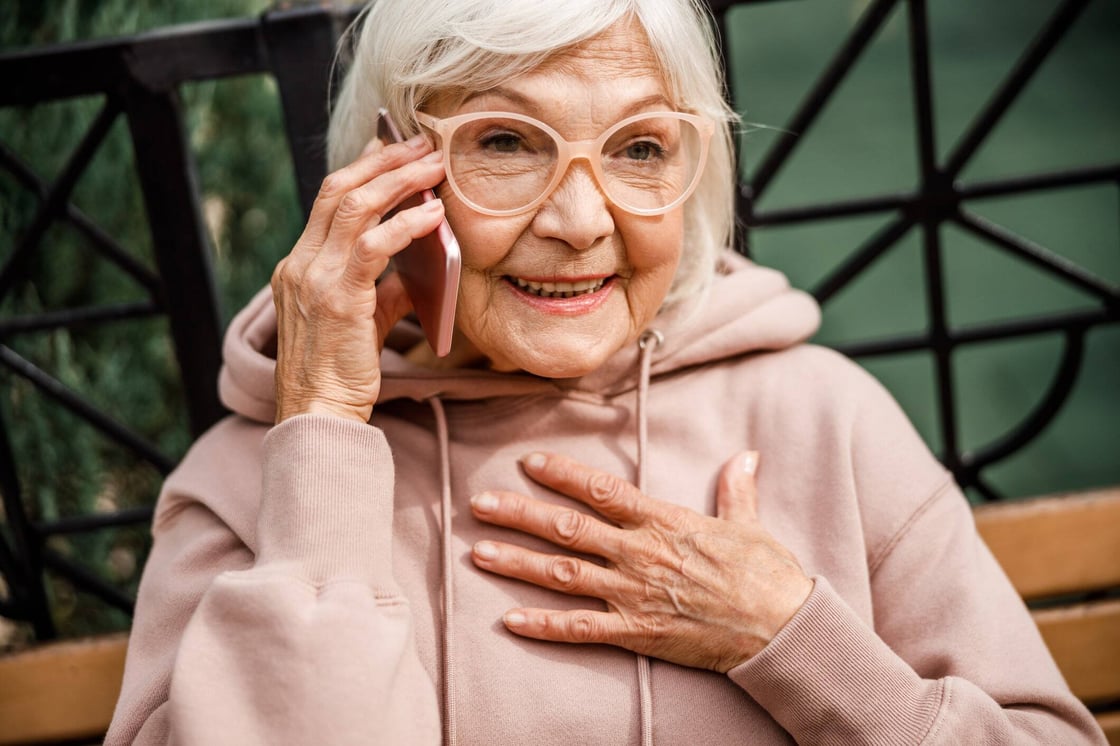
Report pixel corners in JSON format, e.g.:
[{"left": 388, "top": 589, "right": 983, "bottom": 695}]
[
  {"left": 442, "top": 194, "right": 524, "bottom": 271},
  {"left": 623, "top": 212, "right": 684, "bottom": 301}
]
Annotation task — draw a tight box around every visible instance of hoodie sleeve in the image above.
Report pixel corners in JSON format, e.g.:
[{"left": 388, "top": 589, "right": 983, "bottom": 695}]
[
  {"left": 727, "top": 367, "right": 1105, "bottom": 745},
  {"left": 106, "top": 415, "right": 440, "bottom": 746}
]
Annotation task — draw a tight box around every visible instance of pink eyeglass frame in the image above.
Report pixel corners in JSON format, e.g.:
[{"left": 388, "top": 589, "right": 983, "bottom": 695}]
[{"left": 414, "top": 110, "right": 715, "bottom": 217}]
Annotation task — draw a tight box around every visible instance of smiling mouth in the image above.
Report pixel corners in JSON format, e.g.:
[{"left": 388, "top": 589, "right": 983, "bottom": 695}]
[{"left": 507, "top": 276, "right": 611, "bottom": 298}]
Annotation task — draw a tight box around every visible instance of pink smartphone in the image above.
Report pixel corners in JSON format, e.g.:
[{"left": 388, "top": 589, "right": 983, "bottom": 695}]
[{"left": 376, "top": 108, "right": 461, "bottom": 357}]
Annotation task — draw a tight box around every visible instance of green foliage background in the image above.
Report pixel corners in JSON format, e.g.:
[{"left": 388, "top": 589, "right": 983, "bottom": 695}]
[
  {"left": 0, "top": 0, "right": 1117, "bottom": 643},
  {"left": 0, "top": 0, "right": 295, "bottom": 644}
]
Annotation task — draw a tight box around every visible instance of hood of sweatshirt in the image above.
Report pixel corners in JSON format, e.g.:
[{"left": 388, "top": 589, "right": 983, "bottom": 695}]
[{"left": 218, "top": 250, "right": 820, "bottom": 423}]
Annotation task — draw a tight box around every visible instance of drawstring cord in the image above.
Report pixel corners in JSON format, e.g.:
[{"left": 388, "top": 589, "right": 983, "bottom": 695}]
[
  {"left": 428, "top": 330, "right": 663, "bottom": 746},
  {"left": 636, "top": 330, "right": 662, "bottom": 493},
  {"left": 636, "top": 329, "right": 663, "bottom": 746},
  {"left": 427, "top": 397, "right": 457, "bottom": 746}
]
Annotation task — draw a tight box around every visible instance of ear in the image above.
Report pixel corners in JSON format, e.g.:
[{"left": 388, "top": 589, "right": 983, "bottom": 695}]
[{"left": 715, "top": 451, "right": 759, "bottom": 525}]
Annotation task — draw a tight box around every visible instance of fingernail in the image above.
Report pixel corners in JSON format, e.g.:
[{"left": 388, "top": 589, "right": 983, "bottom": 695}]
[
  {"left": 474, "top": 541, "right": 498, "bottom": 560},
  {"left": 504, "top": 611, "right": 526, "bottom": 627},
  {"left": 522, "top": 453, "right": 546, "bottom": 470},
  {"left": 405, "top": 133, "right": 428, "bottom": 149},
  {"left": 422, "top": 197, "right": 443, "bottom": 212},
  {"left": 422, "top": 149, "right": 443, "bottom": 163},
  {"left": 471, "top": 492, "right": 498, "bottom": 513},
  {"left": 742, "top": 451, "right": 760, "bottom": 476}
]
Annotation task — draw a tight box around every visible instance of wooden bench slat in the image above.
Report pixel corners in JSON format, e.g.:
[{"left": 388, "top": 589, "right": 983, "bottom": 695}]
[
  {"left": 1031, "top": 599, "right": 1120, "bottom": 706},
  {"left": 1097, "top": 710, "right": 1120, "bottom": 746},
  {"left": 0, "top": 633, "right": 128, "bottom": 745},
  {"left": 975, "top": 488, "right": 1120, "bottom": 600}
]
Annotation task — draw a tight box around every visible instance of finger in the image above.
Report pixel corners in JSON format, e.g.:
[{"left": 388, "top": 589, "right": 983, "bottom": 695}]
[
  {"left": 373, "top": 271, "right": 413, "bottom": 350},
  {"left": 519, "top": 452, "right": 675, "bottom": 528},
  {"left": 471, "top": 541, "right": 627, "bottom": 601},
  {"left": 469, "top": 490, "right": 626, "bottom": 558},
  {"left": 340, "top": 198, "right": 446, "bottom": 293},
  {"left": 716, "top": 450, "right": 759, "bottom": 524},
  {"left": 501, "top": 607, "right": 624, "bottom": 646},
  {"left": 322, "top": 149, "right": 446, "bottom": 256},
  {"left": 303, "top": 134, "right": 432, "bottom": 245},
  {"left": 359, "top": 134, "right": 384, "bottom": 158}
]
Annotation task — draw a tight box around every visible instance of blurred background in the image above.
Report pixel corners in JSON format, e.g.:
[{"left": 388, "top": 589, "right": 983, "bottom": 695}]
[{"left": 0, "top": 0, "right": 1117, "bottom": 643}]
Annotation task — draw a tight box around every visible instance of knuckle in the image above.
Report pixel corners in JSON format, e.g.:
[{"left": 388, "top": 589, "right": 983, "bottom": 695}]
[
  {"left": 629, "top": 614, "right": 661, "bottom": 647},
  {"left": 317, "top": 172, "right": 345, "bottom": 199},
  {"left": 380, "top": 213, "right": 413, "bottom": 241},
  {"left": 549, "top": 556, "right": 581, "bottom": 588},
  {"left": 507, "top": 496, "right": 532, "bottom": 525},
  {"left": 336, "top": 190, "right": 370, "bottom": 220},
  {"left": 300, "top": 263, "right": 331, "bottom": 291},
  {"left": 551, "top": 509, "right": 587, "bottom": 544},
  {"left": 628, "top": 536, "right": 664, "bottom": 568},
  {"left": 271, "top": 259, "right": 289, "bottom": 290},
  {"left": 587, "top": 473, "right": 624, "bottom": 505},
  {"left": 565, "top": 611, "right": 600, "bottom": 643},
  {"left": 353, "top": 230, "right": 382, "bottom": 260},
  {"left": 272, "top": 257, "right": 304, "bottom": 295}
]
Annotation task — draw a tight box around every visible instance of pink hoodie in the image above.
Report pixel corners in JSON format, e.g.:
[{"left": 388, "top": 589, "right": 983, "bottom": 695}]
[{"left": 107, "top": 252, "right": 1105, "bottom": 744}]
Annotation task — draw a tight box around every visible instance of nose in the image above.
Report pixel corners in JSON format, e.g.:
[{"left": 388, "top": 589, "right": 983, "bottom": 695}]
[{"left": 530, "top": 160, "right": 615, "bottom": 251}]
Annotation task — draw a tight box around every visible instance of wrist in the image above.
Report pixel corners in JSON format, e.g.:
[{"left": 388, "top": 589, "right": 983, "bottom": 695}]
[
  {"left": 275, "top": 398, "right": 372, "bottom": 425},
  {"left": 726, "top": 573, "right": 814, "bottom": 670}
]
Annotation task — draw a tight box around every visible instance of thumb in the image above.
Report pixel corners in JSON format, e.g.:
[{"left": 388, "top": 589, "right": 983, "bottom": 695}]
[
  {"left": 716, "top": 450, "right": 759, "bottom": 524},
  {"left": 374, "top": 271, "right": 413, "bottom": 349}
]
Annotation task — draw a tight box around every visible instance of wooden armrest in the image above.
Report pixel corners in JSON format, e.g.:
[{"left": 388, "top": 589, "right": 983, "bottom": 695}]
[{"left": 0, "top": 632, "right": 128, "bottom": 745}]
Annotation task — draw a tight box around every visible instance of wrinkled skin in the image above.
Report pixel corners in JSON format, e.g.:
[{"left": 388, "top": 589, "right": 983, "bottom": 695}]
[
  {"left": 270, "top": 19, "right": 813, "bottom": 671},
  {"left": 470, "top": 451, "right": 813, "bottom": 672},
  {"left": 272, "top": 136, "right": 445, "bottom": 423},
  {"left": 426, "top": 20, "right": 683, "bottom": 377}
]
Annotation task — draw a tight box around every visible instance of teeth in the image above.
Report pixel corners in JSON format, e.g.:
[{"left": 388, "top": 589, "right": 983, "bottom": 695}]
[{"left": 512, "top": 277, "right": 607, "bottom": 298}]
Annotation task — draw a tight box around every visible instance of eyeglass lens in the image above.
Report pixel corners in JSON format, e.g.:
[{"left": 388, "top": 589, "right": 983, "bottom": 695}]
[{"left": 446, "top": 115, "right": 703, "bottom": 213}]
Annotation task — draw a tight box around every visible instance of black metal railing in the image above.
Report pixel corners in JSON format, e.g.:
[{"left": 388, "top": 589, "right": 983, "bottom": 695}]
[
  {"left": 714, "top": 0, "right": 1119, "bottom": 501},
  {"left": 0, "top": 5, "right": 357, "bottom": 640},
  {"left": 0, "top": 0, "right": 1116, "bottom": 641}
]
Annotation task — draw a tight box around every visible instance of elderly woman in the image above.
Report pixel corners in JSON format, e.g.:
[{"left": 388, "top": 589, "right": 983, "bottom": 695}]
[{"left": 107, "top": 0, "right": 1105, "bottom": 743}]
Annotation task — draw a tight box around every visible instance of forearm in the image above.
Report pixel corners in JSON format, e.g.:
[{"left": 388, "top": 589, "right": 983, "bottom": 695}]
[
  {"left": 730, "top": 577, "right": 1103, "bottom": 745},
  {"left": 110, "top": 415, "right": 440, "bottom": 745},
  {"left": 167, "top": 571, "right": 437, "bottom": 745}
]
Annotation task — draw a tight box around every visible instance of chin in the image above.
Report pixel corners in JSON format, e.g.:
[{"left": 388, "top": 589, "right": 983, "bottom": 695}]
[
  {"left": 524, "top": 359, "right": 601, "bottom": 379},
  {"left": 498, "top": 339, "right": 621, "bottom": 379}
]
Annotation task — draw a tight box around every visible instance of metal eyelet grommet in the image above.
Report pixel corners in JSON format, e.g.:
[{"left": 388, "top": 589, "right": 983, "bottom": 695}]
[{"left": 638, "top": 329, "right": 664, "bottom": 350}]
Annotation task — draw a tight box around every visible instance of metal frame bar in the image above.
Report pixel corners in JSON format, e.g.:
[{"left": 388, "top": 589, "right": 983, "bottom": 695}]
[
  {"left": 0, "top": 142, "right": 163, "bottom": 296},
  {"left": 0, "top": 99, "right": 121, "bottom": 301}
]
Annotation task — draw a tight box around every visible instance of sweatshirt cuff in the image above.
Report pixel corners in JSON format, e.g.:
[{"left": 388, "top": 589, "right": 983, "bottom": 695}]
[
  {"left": 255, "top": 414, "right": 397, "bottom": 590},
  {"left": 728, "top": 576, "right": 943, "bottom": 745}
]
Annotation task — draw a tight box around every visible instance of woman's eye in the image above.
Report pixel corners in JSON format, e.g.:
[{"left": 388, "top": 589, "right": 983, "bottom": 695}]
[
  {"left": 624, "top": 141, "right": 665, "bottom": 161},
  {"left": 481, "top": 133, "right": 523, "bottom": 153}
]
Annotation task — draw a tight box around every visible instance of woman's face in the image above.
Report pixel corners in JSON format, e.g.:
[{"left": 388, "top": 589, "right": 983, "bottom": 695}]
[{"left": 435, "top": 22, "right": 684, "bottom": 377}]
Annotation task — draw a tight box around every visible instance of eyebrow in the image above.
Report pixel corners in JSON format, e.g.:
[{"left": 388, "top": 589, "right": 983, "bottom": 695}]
[{"left": 461, "top": 87, "right": 675, "bottom": 119}]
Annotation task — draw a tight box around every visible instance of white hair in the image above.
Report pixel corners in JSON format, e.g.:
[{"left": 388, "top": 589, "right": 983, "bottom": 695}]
[{"left": 327, "top": 0, "right": 737, "bottom": 307}]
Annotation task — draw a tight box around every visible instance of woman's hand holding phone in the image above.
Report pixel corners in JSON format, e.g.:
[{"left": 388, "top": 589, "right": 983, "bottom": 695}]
[{"left": 271, "top": 134, "right": 447, "bottom": 424}]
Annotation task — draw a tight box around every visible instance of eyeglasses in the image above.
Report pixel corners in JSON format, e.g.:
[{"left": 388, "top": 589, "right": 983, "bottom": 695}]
[{"left": 415, "top": 110, "right": 714, "bottom": 217}]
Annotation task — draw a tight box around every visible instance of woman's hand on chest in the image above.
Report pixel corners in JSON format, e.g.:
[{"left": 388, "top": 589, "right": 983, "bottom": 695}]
[{"left": 468, "top": 451, "right": 814, "bottom": 673}]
